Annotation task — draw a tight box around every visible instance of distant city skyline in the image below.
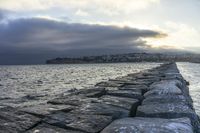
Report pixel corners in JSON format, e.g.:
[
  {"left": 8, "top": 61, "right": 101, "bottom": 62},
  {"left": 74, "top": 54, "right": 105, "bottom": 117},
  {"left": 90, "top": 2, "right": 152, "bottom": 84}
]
[{"left": 0, "top": 0, "right": 200, "bottom": 64}]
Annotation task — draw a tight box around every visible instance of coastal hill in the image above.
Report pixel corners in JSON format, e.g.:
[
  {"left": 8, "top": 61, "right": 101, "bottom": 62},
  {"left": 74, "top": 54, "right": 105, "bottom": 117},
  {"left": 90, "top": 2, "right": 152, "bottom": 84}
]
[{"left": 46, "top": 53, "right": 200, "bottom": 64}]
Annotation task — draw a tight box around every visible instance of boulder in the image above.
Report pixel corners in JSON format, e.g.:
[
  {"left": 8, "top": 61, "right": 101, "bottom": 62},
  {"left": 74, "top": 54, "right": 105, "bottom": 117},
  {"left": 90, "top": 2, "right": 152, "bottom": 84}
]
[
  {"left": 136, "top": 103, "right": 199, "bottom": 131},
  {"left": 100, "top": 95, "right": 140, "bottom": 116},
  {"left": 44, "top": 112, "right": 112, "bottom": 133},
  {"left": 109, "top": 78, "right": 134, "bottom": 83},
  {"left": 142, "top": 71, "right": 165, "bottom": 77},
  {"left": 99, "top": 95, "right": 139, "bottom": 113},
  {"left": 136, "top": 75, "right": 160, "bottom": 80},
  {"left": 134, "top": 78, "right": 159, "bottom": 83},
  {"left": 78, "top": 87, "right": 107, "bottom": 98},
  {"left": 107, "top": 90, "right": 143, "bottom": 100},
  {"left": 150, "top": 79, "right": 183, "bottom": 90},
  {"left": 142, "top": 95, "right": 192, "bottom": 108},
  {"left": 48, "top": 95, "right": 98, "bottom": 106},
  {"left": 0, "top": 107, "right": 41, "bottom": 133},
  {"left": 71, "top": 102, "right": 129, "bottom": 119},
  {"left": 101, "top": 117, "right": 193, "bottom": 133},
  {"left": 20, "top": 104, "right": 74, "bottom": 118},
  {"left": 96, "top": 81, "right": 123, "bottom": 87},
  {"left": 26, "top": 123, "right": 85, "bottom": 133},
  {"left": 144, "top": 80, "right": 183, "bottom": 98},
  {"left": 120, "top": 84, "right": 148, "bottom": 94},
  {"left": 122, "top": 81, "right": 152, "bottom": 86}
]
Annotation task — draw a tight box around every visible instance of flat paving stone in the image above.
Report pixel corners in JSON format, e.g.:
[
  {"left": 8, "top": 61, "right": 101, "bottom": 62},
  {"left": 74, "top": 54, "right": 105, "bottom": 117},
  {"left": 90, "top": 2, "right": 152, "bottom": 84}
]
[
  {"left": 44, "top": 112, "right": 112, "bottom": 133},
  {"left": 101, "top": 117, "right": 193, "bottom": 133},
  {"left": 0, "top": 107, "right": 41, "bottom": 133},
  {"left": 26, "top": 123, "right": 85, "bottom": 133},
  {"left": 20, "top": 104, "right": 74, "bottom": 118}
]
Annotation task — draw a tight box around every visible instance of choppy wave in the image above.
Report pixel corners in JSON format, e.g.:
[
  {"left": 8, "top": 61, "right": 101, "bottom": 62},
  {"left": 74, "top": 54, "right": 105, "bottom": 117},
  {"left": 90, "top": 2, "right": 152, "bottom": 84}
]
[
  {"left": 177, "top": 62, "right": 200, "bottom": 116},
  {"left": 0, "top": 63, "right": 159, "bottom": 107}
]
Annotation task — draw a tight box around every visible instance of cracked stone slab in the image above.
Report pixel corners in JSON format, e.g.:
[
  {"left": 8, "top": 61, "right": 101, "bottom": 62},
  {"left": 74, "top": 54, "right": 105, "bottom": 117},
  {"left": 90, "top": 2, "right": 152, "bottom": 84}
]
[
  {"left": 43, "top": 112, "right": 112, "bottom": 133},
  {"left": 26, "top": 123, "right": 85, "bottom": 133},
  {"left": 101, "top": 117, "right": 193, "bottom": 133},
  {"left": 20, "top": 104, "right": 74, "bottom": 118},
  {"left": 0, "top": 107, "right": 41, "bottom": 133}
]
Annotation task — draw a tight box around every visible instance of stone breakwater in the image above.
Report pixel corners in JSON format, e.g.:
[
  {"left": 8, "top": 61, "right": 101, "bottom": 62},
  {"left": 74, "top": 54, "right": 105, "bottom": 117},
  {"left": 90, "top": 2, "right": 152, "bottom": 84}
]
[{"left": 0, "top": 62, "right": 199, "bottom": 133}]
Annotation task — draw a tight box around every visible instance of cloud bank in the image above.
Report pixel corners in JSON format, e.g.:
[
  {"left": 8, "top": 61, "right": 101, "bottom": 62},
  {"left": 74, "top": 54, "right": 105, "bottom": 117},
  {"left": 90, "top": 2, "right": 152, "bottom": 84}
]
[
  {"left": 0, "top": 17, "right": 166, "bottom": 64},
  {"left": 0, "top": 0, "right": 160, "bottom": 12}
]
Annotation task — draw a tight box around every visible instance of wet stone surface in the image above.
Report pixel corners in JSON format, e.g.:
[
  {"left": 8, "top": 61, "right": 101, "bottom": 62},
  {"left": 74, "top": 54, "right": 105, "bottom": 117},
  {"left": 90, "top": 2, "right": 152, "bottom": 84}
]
[
  {"left": 77, "top": 87, "right": 107, "bottom": 98},
  {"left": 95, "top": 81, "right": 124, "bottom": 87},
  {"left": 99, "top": 95, "right": 139, "bottom": 112},
  {"left": 142, "top": 95, "right": 192, "bottom": 107},
  {"left": 120, "top": 84, "right": 149, "bottom": 94},
  {"left": 43, "top": 112, "right": 112, "bottom": 133},
  {"left": 1, "top": 63, "right": 199, "bottom": 133},
  {"left": 71, "top": 102, "right": 129, "bottom": 119},
  {"left": 0, "top": 107, "right": 41, "bottom": 133},
  {"left": 137, "top": 102, "right": 199, "bottom": 131},
  {"left": 47, "top": 95, "right": 98, "bottom": 106},
  {"left": 20, "top": 104, "right": 74, "bottom": 118},
  {"left": 26, "top": 123, "right": 85, "bottom": 133},
  {"left": 107, "top": 89, "right": 143, "bottom": 100},
  {"left": 101, "top": 117, "right": 193, "bottom": 133}
]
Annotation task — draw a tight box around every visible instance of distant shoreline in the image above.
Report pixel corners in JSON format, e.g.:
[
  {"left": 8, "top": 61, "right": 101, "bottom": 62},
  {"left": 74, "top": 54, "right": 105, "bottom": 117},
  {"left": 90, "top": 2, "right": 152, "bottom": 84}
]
[{"left": 46, "top": 53, "right": 200, "bottom": 64}]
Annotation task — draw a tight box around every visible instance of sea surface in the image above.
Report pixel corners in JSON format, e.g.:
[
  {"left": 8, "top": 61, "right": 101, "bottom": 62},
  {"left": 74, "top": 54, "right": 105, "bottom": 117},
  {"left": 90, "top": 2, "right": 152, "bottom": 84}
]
[
  {"left": 0, "top": 63, "right": 159, "bottom": 108},
  {"left": 177, "top": 62, "right": 200, "bottom": 116},
  {"left": 0, "top": 62, "right": 199, "bottom": 116}
]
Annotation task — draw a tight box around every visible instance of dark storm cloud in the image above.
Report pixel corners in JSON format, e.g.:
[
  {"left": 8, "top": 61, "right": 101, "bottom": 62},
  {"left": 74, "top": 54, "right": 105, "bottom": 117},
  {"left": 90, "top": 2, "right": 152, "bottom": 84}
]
[{"left": 0, "top": 18, "right": 166, "bottom": 64}]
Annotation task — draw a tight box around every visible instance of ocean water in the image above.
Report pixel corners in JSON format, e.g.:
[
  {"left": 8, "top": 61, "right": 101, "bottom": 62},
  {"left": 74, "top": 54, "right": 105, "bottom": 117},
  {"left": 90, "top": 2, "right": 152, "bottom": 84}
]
[
  {"left": 0, "top": 63, "right": 159, "bottom": 108},
  {"left": 177, "top": 62, "right": 200, "bottom": 116},
  {"left": 1, "top": 62, "right": 199, "bottom": 115}
]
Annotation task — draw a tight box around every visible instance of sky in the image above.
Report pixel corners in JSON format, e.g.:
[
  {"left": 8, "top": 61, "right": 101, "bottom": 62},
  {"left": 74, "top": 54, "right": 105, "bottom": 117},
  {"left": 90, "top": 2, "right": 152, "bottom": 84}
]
[{"left": 0, "top": 0, "right": 200, "bottom": 64}]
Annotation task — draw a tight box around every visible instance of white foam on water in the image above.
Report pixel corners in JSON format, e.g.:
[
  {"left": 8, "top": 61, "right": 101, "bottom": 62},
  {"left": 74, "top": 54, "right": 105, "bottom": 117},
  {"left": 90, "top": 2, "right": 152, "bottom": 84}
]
[{"left": 177, "top": 62, "right": 200, "bottom": 116}]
